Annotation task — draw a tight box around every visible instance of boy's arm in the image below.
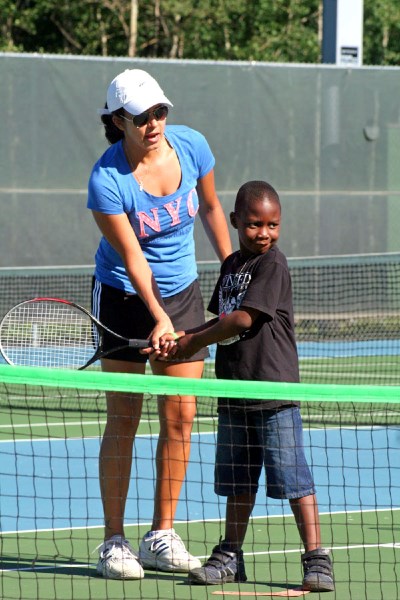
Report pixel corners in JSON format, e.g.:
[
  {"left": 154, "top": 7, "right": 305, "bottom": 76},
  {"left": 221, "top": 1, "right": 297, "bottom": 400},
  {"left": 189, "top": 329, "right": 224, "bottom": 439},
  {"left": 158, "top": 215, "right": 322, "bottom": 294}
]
[
  {"left": 173, "top": 317, "right": 220, "bottom": 338},
  {"left": 167, "top": 307, "right": 260, "bottom": 360}
]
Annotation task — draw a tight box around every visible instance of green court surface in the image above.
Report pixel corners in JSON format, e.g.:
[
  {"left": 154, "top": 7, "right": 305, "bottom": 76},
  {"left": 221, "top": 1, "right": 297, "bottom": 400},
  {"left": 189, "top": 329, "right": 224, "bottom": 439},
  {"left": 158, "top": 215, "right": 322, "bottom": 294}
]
[
  {"left": 299, "top": 356, "right": 400, "bottom": 385},
  {"left": 1, "top": 511, "right": 399, "bottom": 599},
  {"left": 204, "top": 355, "right": 400, "bottom": 386}
]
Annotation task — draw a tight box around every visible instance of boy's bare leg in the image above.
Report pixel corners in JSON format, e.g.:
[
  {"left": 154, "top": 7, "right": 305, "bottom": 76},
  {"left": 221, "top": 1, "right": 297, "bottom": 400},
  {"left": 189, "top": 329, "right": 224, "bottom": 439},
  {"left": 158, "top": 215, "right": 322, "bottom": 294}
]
[
  {"left": 290, "top": 494, "right": 334, "bottom": 592},
  {"left": 187, "top": 493, "right": 254, "bottom": 584},
  {"left": 224, "top": 493, "right": 256, "bottom": 548},
  {"left": 289, "top": 493, "right": 321, "bottom": 552}
]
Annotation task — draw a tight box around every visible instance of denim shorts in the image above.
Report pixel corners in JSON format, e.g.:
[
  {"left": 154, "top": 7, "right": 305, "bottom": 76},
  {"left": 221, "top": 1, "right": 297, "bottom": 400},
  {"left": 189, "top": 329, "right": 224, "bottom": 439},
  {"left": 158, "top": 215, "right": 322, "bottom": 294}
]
[
  {"left": 214, "top": 406, "right": 315, "bottom": 499},
  {"left": 91, "top": 277, "right": 209, "bottom": 363}
]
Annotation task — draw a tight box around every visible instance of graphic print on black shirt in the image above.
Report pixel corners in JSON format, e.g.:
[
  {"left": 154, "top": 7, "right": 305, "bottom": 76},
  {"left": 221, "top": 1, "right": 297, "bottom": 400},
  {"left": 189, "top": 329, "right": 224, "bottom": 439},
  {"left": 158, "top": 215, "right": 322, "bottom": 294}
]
[{"left": 218, "top": 263, "right": 251, "bottom": 345}]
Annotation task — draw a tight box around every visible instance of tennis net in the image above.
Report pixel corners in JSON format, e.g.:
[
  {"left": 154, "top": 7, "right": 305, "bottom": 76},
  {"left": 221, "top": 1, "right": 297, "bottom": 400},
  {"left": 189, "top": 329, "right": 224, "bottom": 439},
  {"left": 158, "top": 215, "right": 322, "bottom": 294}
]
[{"left": 0, "top": 365, "right": 399, "bottom": 600}]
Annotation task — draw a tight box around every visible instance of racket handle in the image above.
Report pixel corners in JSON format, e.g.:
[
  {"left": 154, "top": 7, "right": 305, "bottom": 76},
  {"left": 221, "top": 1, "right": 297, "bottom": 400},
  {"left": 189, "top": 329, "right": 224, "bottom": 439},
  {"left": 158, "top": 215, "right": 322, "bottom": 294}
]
[{"left": 129, "top": 340, "right": 151, "bottom": 348}]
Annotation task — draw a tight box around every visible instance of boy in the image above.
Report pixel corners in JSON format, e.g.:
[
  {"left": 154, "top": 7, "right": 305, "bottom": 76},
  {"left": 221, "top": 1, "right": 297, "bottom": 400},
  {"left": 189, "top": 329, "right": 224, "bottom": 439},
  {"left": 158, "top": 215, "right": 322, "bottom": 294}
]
[{"left": 162, "top": 180, "right": 334, "bottom": 592}]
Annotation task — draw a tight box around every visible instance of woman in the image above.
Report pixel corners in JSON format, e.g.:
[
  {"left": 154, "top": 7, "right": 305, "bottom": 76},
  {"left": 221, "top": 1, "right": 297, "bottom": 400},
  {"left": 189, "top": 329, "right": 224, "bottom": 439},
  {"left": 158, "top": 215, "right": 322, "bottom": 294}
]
[{"left": 88, "top": 69, "right": 232, "bottom": 580}]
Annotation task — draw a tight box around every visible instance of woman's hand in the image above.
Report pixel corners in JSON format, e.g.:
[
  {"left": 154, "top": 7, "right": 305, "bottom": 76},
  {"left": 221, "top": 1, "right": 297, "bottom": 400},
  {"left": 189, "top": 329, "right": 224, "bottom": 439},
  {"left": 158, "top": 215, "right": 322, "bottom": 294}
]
[
  {"left": 139, "top": 318, "right": 176, "bottom": 356},
  {"left": 150, "top": 318, "right": 176, "bottom": 350}
]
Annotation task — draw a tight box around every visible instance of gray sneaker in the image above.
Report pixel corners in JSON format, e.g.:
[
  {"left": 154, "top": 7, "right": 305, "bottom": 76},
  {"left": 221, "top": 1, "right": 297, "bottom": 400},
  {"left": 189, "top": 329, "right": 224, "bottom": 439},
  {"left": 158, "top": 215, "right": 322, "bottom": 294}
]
[
  {"left": 188, "top": 542, "right": 247, "bottom": 585},
  {"left": 302, "top": 548, "right": 335, "bottom": 592}
]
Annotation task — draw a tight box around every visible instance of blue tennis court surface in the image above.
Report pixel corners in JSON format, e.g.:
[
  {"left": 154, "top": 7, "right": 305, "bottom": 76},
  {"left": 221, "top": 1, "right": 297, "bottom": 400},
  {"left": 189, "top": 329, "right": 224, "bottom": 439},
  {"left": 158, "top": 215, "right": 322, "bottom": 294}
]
[
  {"left": 298, "top": 339, "right": 400, "bottom": 358},
  {"left": 1, "top": 427, "right": 398, "bottom": 532}
]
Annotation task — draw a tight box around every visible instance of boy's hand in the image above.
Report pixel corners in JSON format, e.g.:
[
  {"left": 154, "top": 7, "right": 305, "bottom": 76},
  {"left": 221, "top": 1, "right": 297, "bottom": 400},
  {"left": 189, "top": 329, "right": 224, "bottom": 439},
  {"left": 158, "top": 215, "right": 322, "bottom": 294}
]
[
  {"left": 154, "top": 333, "right": 201, "bottom": 361},
  {"left": 165, "top": 333, "right": 201, "bottom": 360},
  {"left": 140, "top": 330, "right": 182, "bottom": 357},
  {"left": 142, "top": 330, "right": 186, "bottom": 359}
]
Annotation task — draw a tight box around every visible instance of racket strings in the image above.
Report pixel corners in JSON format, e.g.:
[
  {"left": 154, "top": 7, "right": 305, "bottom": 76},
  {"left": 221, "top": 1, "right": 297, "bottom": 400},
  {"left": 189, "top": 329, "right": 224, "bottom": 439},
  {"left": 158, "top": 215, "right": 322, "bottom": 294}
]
[{"left": 0, "top": 301, "right": 96, "bottom": 368}]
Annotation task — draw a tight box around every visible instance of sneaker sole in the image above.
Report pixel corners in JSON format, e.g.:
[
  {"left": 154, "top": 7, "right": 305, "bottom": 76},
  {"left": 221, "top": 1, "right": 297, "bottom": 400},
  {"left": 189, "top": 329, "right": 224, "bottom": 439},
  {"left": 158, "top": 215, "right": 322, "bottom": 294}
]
[
  {"left": 97, "top": 562, "right": 144, "bottom": 579},
  {"left": 303, "top": 580, "right": 335, "bottom": 592},
  {"left": 141, "top": 559, "right": 201, "bottom": 573},
  {"left": 188, "top": 574, "right": 236, "bottom": 585},
  {"left": 97, "top": 570, "right": 144, "bottom": 580}
]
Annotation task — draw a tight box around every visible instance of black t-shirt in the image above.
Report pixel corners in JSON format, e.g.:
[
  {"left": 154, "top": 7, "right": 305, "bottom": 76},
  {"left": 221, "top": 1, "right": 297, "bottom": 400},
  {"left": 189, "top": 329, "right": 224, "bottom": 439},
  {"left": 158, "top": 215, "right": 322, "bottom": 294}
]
[{"left": 208, "top": 247, "right": 300, "bottom": 411}]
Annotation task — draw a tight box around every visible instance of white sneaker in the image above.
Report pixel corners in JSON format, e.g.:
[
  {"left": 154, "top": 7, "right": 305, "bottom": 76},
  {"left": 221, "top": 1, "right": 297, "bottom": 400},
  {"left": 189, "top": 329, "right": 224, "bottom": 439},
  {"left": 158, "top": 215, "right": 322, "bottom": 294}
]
[
  {"left": 96, "top": 536, "right": 144, "bottom": 579},
  {"left": 139, "top": 529, "right": 201, "bottom": 572}
]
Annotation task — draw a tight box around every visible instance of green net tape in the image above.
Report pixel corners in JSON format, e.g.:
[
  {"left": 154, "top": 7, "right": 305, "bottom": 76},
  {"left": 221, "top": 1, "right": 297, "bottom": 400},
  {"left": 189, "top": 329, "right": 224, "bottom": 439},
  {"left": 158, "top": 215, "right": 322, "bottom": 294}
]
[{"left": 0, "top": 364, "right": 399, "bottom": 403}]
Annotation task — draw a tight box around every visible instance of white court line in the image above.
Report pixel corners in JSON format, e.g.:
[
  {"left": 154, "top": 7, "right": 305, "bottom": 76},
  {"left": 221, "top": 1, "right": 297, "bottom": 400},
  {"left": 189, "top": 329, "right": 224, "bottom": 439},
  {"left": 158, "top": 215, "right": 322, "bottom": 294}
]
[
  {"left": 0, "top": 420, "right": 107, "bottom": 429},
  {"left": 248, "top": 542, "right": 400, "bottom": 557},
  {"left": 0, "top": 415, "right": 217, "bottom": 432}
]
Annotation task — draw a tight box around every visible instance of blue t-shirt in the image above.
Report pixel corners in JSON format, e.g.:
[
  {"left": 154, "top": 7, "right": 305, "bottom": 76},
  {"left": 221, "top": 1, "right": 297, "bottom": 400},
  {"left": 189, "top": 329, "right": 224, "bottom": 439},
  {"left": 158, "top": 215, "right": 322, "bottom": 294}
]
[{"left": 87, "top": 125, "right": 215, "bottom": 296}]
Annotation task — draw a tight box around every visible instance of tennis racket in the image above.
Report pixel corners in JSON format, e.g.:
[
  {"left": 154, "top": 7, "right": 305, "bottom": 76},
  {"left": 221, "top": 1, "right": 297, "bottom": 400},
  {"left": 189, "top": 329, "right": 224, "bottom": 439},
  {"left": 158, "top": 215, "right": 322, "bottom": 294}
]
[{"left": 0, "top": 297, "right": 150, "bottom": 369}]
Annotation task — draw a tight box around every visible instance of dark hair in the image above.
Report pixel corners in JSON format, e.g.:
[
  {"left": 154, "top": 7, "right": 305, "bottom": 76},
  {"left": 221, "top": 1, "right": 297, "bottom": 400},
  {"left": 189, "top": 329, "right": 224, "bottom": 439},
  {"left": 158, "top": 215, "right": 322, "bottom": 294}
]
[
  {"left": 234, "top": 180, "right": 281, "bottom": 215},
  {"left": 101, "top": 104, "right": 125, "bottom": 145}
]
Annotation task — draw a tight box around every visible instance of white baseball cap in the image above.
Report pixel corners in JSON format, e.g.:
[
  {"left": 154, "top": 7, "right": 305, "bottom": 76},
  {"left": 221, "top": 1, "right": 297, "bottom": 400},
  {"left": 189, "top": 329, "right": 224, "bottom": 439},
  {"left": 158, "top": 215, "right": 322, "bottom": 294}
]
[{"left": 101, "top": 69, "right": 173, "bottom": 116}]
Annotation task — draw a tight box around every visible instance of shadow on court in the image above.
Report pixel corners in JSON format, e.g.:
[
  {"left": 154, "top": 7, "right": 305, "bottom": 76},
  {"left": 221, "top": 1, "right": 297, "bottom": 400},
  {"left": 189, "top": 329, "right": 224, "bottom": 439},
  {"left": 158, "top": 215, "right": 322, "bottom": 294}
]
[
  {"left": 0, "top": 555, "right": 193, "bottom": 583},
  {"left": 0, "top": 555, "right": 94, "bottom": 577}
]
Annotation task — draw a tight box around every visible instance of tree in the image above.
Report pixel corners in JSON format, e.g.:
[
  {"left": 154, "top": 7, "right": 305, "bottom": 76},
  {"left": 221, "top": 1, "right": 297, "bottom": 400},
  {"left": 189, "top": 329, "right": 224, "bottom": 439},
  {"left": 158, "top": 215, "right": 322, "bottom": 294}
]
[
  {"left": 0, "top": 0, "right": 399, "bottom": 66},
  {"left": 364, "top": 0, "right": 400, "bottom": 65}
]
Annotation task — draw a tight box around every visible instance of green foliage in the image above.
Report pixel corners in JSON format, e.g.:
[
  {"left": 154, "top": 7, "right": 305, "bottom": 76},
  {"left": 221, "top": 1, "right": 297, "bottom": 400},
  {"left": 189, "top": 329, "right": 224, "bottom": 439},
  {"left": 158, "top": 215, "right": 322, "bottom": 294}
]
[
  {"left": 364, "top": 0, "right": 400, "bottom": 65},
  {"left": 136, "top": 0, "right": 320, "bottom": 62},
  {"left": 0, "top": 0, "right": 399, "bottom": 65}
]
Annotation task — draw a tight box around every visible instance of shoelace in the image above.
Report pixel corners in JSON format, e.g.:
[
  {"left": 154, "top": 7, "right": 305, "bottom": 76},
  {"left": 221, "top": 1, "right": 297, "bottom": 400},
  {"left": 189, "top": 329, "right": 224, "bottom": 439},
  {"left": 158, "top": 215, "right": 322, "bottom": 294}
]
[
  {"left": 94, "top": 539, "right": 135, "bottom": 559},
  {"left": 169, "top": 531, "right": 186, "bottom": 550},
  {"left": 150, "top": 531, "right": 187, "bottom": 554}
]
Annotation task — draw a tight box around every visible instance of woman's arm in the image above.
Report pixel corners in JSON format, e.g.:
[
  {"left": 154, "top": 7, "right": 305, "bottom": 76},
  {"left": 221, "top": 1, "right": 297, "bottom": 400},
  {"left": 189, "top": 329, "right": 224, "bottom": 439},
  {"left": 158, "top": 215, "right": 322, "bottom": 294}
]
[
  {"left": 91, "top": 210, "right": 174, "bottom": 348},
  {"left": 197, "top": 169, "right": 232, "bottom": 263}
]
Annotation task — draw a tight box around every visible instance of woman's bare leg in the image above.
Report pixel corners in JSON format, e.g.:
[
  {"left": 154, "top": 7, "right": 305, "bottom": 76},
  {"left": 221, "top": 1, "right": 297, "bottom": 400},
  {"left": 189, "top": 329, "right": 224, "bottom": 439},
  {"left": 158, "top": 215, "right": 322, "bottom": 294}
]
[
  {"left": 99, "top": 358, "right": 145, "bottom": 540},
  {"left": 150, "top": 360, "right": 203, "bottom": 530}
]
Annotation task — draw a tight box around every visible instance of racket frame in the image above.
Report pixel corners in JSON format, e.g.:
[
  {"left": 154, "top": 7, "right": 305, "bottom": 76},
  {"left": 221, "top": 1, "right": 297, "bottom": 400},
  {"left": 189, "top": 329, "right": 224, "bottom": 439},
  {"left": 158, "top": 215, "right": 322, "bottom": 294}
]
[{"left": 0, "top": 297, "right": 150, "bottom": 369}]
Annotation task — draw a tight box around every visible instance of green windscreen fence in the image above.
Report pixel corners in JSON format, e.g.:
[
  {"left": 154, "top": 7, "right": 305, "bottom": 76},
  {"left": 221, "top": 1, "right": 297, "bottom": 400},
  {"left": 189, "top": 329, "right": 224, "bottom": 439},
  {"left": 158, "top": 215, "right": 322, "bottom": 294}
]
[{"left": 1, "top": 53, "right": 400, "bottom": 266}]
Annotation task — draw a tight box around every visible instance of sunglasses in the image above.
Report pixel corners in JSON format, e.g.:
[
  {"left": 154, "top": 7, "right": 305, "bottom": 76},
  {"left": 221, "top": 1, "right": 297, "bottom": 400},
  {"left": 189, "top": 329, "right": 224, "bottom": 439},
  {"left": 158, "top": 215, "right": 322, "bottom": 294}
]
[{"left": 120, "top": 105, "right": 169, "bottom": 128}]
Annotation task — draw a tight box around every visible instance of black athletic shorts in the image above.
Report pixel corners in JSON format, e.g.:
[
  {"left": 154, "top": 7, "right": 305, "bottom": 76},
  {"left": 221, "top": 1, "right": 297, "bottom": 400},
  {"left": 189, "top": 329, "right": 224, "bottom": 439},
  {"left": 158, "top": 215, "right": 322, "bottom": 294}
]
[{"left": 91, "top": 277, "right": 209, "bottom": 363}]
